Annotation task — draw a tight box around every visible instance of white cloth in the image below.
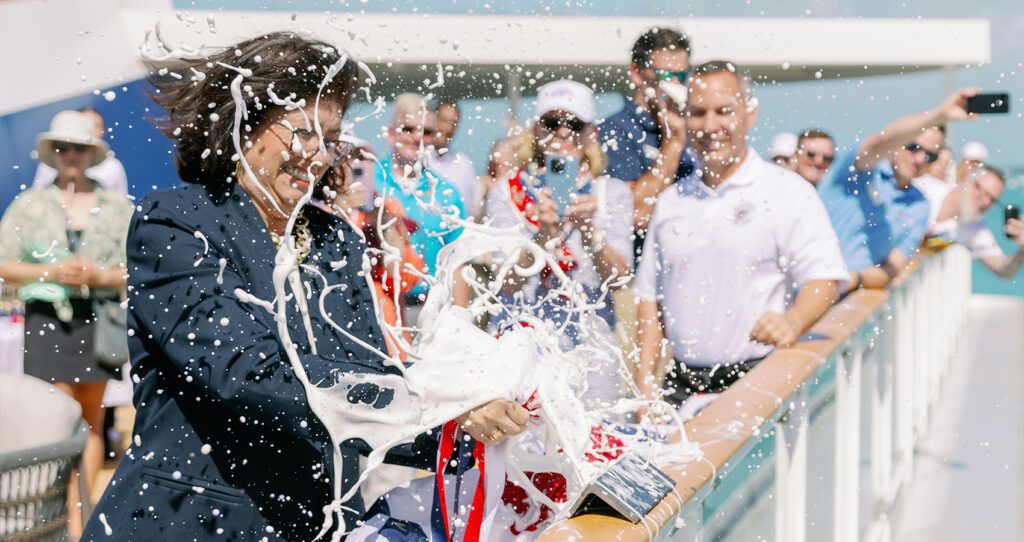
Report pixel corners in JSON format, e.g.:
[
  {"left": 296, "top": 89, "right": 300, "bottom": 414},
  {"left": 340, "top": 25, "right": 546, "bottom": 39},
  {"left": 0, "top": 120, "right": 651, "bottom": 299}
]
[
  {"left": 633, "top": 149, "right": 848, "bottom": 367},
  {"left": 913, "top": 174, "right": 955, "bottom": 228},
  {"left": 427, "top": 149, "right": 479, "bottom": 215},
  {"left": 33, "top": 155, "right": 129, "bottom": 195},
  {"left": 485, "top": 174, "right": 635, "bottom": 293},
  {"left": 932, "top": 218, "right": 1003, "bottom": 260},
  {"left": 914, "top": 175, "right": 1004, "bottom": 261}
]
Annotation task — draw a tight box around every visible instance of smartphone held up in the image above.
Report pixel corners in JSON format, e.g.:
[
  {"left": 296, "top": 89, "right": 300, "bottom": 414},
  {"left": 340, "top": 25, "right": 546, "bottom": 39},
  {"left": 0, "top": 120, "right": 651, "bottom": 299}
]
[{"left": 967, "top": 92, "right": 1010, "bottom": 114}]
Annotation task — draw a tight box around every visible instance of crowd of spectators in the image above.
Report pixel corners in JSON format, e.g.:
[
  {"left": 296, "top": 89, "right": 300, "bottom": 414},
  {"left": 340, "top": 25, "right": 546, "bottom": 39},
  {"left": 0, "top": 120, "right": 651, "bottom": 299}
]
[{"left": 3, "top": 27, "right": 1023, "bottom": 479}]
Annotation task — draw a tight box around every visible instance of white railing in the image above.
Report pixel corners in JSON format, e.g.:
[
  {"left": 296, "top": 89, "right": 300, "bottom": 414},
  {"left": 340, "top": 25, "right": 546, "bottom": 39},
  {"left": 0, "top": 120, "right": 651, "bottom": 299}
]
[{"left": 538, "top": 245, "right": 974, "bottom": 542}]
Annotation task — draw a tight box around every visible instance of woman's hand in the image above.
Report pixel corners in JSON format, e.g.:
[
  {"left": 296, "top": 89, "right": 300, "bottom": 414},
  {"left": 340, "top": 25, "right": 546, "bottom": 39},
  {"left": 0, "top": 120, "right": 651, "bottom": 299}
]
[
  {"left": 457, "top": 399, "right": 530, "bottom": 445},
  {"left": 563, "top": 193, "right": 597, "bottom": 231},
  {"left": 54, "top": 257, "right": 96, "bottom": 288},
  {"left": 530, "top": 188, "right": 560, "bottom": 244}
]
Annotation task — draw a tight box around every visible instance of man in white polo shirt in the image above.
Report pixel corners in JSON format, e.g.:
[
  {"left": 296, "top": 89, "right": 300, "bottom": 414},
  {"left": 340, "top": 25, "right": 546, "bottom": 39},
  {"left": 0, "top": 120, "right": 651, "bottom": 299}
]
[
  {"left": 922, "top": 165, "right": 1024, "bottom": 279},
  {"left": 633, "top": 61, "right": 848, "bottom": 409}
]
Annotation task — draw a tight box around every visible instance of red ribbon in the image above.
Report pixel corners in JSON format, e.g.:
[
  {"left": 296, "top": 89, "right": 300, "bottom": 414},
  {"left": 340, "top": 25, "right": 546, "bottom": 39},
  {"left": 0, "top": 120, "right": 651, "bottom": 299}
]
[{"left": 434, "top": 420, "right": 488, "bottom": 542}]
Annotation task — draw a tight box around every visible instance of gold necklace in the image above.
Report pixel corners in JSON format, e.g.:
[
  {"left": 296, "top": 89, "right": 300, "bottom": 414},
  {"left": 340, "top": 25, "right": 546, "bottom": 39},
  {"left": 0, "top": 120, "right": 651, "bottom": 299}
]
[{"left": 271, "top": 211, "right": 312, "bottom": 266}]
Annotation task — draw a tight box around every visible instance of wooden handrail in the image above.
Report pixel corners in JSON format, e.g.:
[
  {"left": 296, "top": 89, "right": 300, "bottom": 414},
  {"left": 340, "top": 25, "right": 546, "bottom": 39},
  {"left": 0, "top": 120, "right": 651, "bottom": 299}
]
[{"left": 537, "top": 287, "right": 892, "bottom": 541}]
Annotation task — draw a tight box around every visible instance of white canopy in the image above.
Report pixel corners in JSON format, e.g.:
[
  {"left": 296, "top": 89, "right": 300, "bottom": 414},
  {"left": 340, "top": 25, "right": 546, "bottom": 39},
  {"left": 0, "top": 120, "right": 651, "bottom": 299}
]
[{"left": 0, "top": 0, "right": 991, "bottom": 114}]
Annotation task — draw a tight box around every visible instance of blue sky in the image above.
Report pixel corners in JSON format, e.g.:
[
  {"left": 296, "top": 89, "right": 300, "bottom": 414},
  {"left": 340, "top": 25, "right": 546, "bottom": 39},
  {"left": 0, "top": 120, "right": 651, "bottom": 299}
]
[{"left": 186, "top": 0, "right": 1023, "bottom": 168}]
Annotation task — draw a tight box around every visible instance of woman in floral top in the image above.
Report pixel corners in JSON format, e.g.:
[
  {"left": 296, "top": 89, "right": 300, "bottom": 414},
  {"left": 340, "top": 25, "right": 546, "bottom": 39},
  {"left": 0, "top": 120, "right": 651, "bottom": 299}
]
[{"left": 0, "top": 110, "right": 132, "bottom": 509}]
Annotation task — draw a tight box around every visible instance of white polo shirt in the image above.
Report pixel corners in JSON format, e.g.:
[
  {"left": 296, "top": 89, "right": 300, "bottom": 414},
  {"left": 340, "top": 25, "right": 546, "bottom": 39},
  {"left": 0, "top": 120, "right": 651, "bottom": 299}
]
[
  {"left": 932, "top": 218, "right": 1003, "bottom": 260},
  {"left": 633, "top": 149, "right": 848, "bottom": 367},
  {"left": 913, "top": 176, "right": 1003, "bottom": 260},
  {"left": 912, "top": 174, "right": 955, "bottom": 228}
]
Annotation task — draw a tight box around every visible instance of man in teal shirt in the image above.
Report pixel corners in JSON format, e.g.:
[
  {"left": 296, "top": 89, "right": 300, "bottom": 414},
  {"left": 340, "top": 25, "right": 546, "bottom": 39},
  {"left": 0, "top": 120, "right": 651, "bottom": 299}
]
[
  {"left": 819, "top": 88, "right": 979, "bottom": 291},
  {"left": 374, "top": 93, "right": 465, "bottom": 298}
]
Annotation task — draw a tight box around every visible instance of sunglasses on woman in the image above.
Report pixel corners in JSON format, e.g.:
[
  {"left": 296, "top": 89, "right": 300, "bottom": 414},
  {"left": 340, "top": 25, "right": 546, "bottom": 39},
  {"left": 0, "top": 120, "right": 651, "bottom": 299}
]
[
  {"left": 539, "top": 115, "right": 587, "bottom": 133},
  {"left": 273, "top": 121, "right": 354, "bottom": 163},
  {"left": 53, "top": 142, "right": 90, "bottom": 153},
  {"left": 903, "top": 142, "right": 939, "bottom": 164}
]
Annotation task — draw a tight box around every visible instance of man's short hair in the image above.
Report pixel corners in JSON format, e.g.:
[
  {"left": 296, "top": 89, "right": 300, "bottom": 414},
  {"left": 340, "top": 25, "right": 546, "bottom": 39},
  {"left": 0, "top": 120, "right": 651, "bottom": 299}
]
[
  {"left": 980, "top": 164, "right": 1006, "bottom": 184},
  {"left": 691, "top": 60, "right": 754, "bottom": 102},
  {"left": 435, "top": 97, "right": 460, "bottom": 113},
  {"left": 392, "top": 92, "right": 427, "bottom": 123},
  {"left": 798, "top": 128, "right": 834, "bottom": 145},
  {"left": 631, "top": 27, "right": 691, "bottom": 69}
]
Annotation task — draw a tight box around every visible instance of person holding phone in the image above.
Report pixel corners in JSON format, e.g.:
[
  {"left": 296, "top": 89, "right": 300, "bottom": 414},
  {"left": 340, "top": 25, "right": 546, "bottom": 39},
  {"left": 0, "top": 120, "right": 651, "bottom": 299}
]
[
  {"left": 483, "top": 80, "right": 633, "bottom": 403},
  {"left": 923, "top": 165, "right": 1024, "bottom": 279},
  {"left": 599, "top": 27, "right": 698, "bottom": 260},
  {"left": 818, "top": 88, "right": 980, "bottom": 292}
]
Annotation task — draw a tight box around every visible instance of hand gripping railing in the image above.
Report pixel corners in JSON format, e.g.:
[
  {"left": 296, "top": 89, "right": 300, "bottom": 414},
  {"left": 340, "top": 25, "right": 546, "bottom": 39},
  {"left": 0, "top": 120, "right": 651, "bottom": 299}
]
[{"left": 537, "top": 245, "right": 973, "bottom": 542}]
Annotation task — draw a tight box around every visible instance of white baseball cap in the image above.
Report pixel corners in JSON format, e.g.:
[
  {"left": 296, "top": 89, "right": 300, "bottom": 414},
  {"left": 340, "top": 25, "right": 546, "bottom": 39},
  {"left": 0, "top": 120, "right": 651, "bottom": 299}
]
[
  {"left": 769, "top": 132, "right": 798, "bottom": 159},
  {"left": 35, "top": 110, "right": 109, "bottom": 168},
  {"left": 961, "top": 141, "right": 988, "bottom": 162},
  {"left": 533, "top": 80, "right": 597, "bottom": 124}
]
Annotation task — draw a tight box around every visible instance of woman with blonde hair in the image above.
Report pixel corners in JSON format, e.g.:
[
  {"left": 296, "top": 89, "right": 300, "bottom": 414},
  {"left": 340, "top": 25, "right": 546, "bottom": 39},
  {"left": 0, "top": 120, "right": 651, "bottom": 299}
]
[{"left": 483, "top": 80, "right": 633, "bottom": 403}]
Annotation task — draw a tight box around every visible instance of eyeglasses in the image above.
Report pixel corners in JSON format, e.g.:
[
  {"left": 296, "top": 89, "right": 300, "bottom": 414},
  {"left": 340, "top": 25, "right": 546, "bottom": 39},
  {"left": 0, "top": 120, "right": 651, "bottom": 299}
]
[
  {"left": 53, "top": 142, "right": 89, "bottom": 153},
  {"left": 654, "top": 69, "right": 691, "bottom": 84},
  {"left": 272, "top": 121, "right": 354, "bottom": 165},
  {"left": 539, "top": 115, "right": 587, "bottom": 134},
  {"left": 802, "top": 150, "right": 835, "bottom": 164},
  {"left": 397, "top": 125, "right": 435, "bottom": 137},
  {"left": 903, "top": 142, "right": 939, "bottom": 164}
]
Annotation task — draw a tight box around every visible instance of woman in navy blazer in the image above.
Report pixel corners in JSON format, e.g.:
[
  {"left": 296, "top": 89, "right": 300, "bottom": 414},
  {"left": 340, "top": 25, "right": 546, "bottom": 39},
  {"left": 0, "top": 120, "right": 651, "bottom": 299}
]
[{"left": 82, "top": 32, "right": 529, "bottom": 541}]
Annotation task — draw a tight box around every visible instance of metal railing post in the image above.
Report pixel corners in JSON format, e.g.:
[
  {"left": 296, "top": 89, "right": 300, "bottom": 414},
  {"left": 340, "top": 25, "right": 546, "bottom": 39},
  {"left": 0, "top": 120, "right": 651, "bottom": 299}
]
[
  {"left": 869, "top": 311, "right": 894, "bottom": 539},
  {"left": 775, "top": 389, "right": 808, "bottom": 542},
  {"left": 833, "top": 337, "right": 862, "bottom": 542}
]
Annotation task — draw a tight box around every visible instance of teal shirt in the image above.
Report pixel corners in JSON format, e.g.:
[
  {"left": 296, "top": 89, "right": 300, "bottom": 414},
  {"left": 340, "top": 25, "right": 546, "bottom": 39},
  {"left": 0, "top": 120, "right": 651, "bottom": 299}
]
[{"left": 373, "top": 157, "right": 465, "bottom": 293}]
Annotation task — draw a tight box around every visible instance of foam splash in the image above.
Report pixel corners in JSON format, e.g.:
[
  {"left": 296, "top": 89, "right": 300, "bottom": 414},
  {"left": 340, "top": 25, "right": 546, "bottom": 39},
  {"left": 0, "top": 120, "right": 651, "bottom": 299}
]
[{"left": 144, "top": 23, "right": 698, "bottom": 540}]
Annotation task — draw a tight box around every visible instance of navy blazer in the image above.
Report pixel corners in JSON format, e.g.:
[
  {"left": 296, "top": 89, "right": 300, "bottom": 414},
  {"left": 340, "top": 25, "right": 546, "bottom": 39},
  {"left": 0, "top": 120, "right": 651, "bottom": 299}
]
[{"left": 83, "top": 182, "right": 437, "bottom": 541}]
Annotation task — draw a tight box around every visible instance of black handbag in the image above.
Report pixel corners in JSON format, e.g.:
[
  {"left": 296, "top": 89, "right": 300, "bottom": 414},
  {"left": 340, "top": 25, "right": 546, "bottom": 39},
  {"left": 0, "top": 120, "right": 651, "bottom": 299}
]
[{"left": 93, "top": 297, "right": 129, "bottom": 370}]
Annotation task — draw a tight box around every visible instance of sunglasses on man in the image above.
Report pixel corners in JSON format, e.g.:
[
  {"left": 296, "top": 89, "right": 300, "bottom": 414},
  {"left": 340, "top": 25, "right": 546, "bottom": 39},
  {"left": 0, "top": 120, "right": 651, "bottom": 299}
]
[
  {"left": 53, "top": 142, "right": 90, "bottom": 153},
  {"left": 539, "top": 115, "right": 587, "bottom": 134},
  {"left": 801, "top": 150, "right": 835, "bottom": 164},
  {"left": 397, "top": 125, "right": 435, "bottom": 137},
  {"left": 654, "top": 68, "right": 691, "bottom": 84},
  {"left": 903, "top": 142, "right": 939, "bottom": 164}
]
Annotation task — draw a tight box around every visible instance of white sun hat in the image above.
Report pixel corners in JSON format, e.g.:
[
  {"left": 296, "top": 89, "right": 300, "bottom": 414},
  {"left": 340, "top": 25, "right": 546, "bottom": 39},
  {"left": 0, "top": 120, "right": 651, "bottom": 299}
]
[
  {"left": 534, "top": 80, "right": 597, "bottom": 124},
  {"left": 769, "top": 132, "right": 798, "bottom": 159},
  {"left": 35, "top": 110, "right": 109, "bottom": 168},
  {"left": 960, "top": 141, "right": 988, "bottom": 162}
]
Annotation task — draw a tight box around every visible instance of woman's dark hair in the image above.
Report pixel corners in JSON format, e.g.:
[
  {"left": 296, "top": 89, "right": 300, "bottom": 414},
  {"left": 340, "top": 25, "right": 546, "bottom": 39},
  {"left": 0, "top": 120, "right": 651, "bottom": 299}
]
[{"left": 151, "top": 31, "right": 360, "bottom": 186}]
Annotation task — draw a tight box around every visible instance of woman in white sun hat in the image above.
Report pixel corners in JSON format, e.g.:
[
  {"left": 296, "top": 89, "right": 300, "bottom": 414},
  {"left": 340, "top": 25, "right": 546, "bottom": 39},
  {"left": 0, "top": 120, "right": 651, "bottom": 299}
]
[
  {"left": 0, "top": 109, "right": 133, "bottom": 507},
  {"left": 32, "top": 107, "right": 129, "bottom": 195}
]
